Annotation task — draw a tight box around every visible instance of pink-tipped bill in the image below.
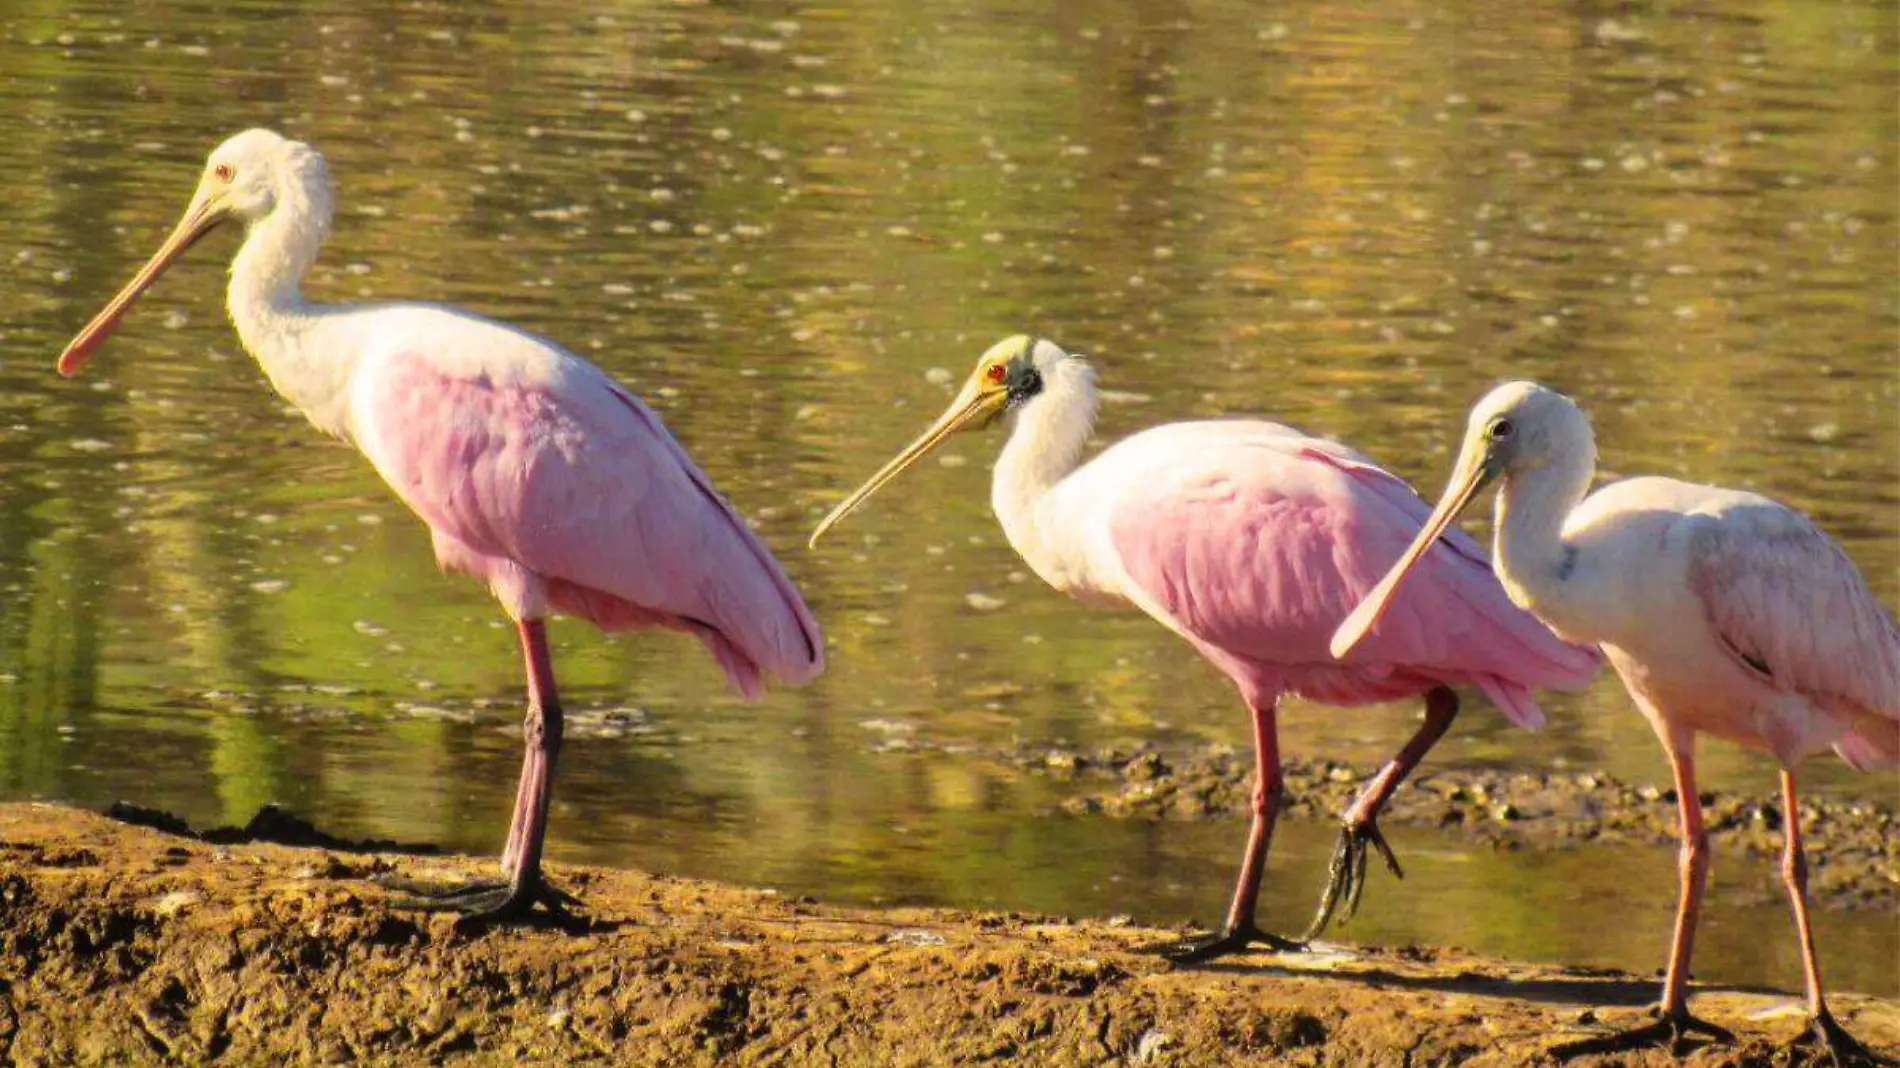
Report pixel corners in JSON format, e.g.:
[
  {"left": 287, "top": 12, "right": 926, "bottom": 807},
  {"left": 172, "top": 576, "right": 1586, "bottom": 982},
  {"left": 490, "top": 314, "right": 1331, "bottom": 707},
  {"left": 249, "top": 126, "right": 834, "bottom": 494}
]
[{"left": 57, "top": 197, "right": 222, "bottom": 377}]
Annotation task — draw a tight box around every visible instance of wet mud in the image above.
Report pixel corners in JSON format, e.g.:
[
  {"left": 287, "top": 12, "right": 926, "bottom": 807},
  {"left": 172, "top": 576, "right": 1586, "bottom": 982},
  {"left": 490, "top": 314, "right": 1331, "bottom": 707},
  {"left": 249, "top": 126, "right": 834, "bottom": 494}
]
[
  {"left": 2, "top": 803, "right": 1895, "bottom": 1066},
  {"left": 875, "top": 740, "right": 1897, "bottom": 913}
]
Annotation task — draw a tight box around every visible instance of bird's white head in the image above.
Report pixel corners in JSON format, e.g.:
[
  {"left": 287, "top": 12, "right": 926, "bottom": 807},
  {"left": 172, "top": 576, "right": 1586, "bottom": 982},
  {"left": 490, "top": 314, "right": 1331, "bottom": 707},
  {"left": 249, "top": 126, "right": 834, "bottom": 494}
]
[
  {"left": 1458, "top": 380, "right": 1593, "bottom": 483},
  {"left": 807, "top": 334, "right": 1083, "bottom": 547},
  {"left": 56, "top": 128, "right": 331, "bottom": 377},
  {"left": 1330, "top": 380, "right": 1592, "bottom": 659},
  {"left": 200, "top": 128, "right": 329, "bottom": 225}
]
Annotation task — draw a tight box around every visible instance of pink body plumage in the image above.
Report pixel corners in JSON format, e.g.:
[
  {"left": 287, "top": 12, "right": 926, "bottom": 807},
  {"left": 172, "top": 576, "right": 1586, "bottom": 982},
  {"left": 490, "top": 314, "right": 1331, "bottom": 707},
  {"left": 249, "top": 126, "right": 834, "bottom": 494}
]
[
  {"left": 1100, "top": 423, "right": 1600, "bottom": 717},
  {"left": 354, "top": 330, "right": 822, "bottom": 699}
]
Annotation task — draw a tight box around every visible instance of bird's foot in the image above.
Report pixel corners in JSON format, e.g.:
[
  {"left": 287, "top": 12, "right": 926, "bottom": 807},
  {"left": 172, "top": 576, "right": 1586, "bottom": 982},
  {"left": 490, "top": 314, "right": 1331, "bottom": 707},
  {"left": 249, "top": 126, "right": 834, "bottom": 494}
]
[
  {"left": 1147, "top": 922, "right": 1305, "bottom": 965},
  {"left": 1549, "top": 1004, "right": 1734, "bottom": 1060},
  {"left": 388, "top": 872, "right": 586, "bottom": 933},
  {"left": 1785, "top": 1009, "right": 1894, "bottom": 1068},
  {"left": 1301, "top": 817, "right": 1404, "bottom": 941}
]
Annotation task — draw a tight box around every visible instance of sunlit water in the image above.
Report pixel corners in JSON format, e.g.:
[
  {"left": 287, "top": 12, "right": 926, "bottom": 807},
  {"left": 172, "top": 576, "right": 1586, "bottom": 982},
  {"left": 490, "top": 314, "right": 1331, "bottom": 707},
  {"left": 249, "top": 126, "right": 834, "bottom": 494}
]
[{"left": 0, "top": 0, "right": 1894, "bottom": 996}]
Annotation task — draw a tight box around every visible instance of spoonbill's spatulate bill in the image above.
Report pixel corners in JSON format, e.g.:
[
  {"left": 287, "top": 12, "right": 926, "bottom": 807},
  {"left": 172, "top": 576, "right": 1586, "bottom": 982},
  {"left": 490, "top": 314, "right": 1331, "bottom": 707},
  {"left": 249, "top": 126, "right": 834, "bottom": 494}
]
[
  {"left": 810, "top": 336, "right": 1599, "bottom": 960},
  {"left": 56, "top": 129, "right": 825, "bottom": 926},
  {"left": 1333, "top": 381, "right": 1898, "bottom": 1060}
]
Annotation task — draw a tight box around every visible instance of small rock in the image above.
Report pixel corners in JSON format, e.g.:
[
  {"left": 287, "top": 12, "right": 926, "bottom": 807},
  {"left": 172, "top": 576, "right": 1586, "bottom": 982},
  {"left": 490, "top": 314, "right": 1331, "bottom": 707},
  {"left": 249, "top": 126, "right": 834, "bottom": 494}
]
[
  {"left": 152, "top": 889, "right": 201, "bottom": 917},
  {"left": 1123, "top": 752, "right": 1169, "bottom": 781},
  {"left": 1134, "top": 1029, "right": 1176, "bottom": 1063}
]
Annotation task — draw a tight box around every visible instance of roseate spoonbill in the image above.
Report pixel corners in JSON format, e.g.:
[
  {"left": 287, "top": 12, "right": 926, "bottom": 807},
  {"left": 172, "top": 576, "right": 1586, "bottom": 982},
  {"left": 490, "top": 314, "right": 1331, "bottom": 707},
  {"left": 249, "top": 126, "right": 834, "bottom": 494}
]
[
  {"left": 1333, "top": 381, "right": 1898, "bottom": 1060},
  {"left": 55, "top": 129, "right": 825, "bottom": 926},
  {"left": 808, "top": 336, "right": 1599, "bottom": 959}
]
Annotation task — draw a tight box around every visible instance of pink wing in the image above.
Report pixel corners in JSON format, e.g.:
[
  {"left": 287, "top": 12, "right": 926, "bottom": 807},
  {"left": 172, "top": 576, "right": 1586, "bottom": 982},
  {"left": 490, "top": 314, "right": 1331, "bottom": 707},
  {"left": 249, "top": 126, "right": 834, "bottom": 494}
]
[
  {"left": 1106, "top": 424, "right": 1599, "bottom": 719},
  {"left": 1687, "top": 500, "right": 1900, "bottom": 769},
  {"left": 354, "top": 342, "right": 823, "bottom": 699}
]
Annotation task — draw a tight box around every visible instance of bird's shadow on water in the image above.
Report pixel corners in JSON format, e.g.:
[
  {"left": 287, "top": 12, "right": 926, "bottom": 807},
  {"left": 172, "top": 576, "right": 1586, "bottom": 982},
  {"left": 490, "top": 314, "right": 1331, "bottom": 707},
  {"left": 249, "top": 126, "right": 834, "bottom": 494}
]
[
  {"left": 104, "top": 800, "right": 443, "bottom": 854},
  {"left": 105, "top": 801, "right": 632, "bottom": 937}
]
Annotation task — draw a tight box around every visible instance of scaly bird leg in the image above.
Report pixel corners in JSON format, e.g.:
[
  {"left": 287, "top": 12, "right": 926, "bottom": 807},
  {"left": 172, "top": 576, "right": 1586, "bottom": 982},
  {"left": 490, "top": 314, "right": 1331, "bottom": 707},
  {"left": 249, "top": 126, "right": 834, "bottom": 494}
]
[
  {"left": 1777, "top": 769, "right": 1891, "bottom": 1067},
  {"left": 1304, "top": 686, "right": 1458, "bottom": 940},
  {"left": 500, "top": 738, "right": 536, "bottom": 877},
  {"left": 392, "top": 619, "right": 584, "bottom": 931},
  {"left": 1154, "top": 694, "right": 1303, "bottom": 963},
  {"left": 1552, "top": 741, "right": 1732, "bottom": 1059}
]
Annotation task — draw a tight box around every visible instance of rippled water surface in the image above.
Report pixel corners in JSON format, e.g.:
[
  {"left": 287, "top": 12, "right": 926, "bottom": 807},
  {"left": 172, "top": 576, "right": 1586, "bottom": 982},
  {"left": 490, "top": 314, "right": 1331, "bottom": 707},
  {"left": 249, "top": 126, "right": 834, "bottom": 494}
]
[{"left": 1, "top": 0, "right": 1894, "bottom": 995}]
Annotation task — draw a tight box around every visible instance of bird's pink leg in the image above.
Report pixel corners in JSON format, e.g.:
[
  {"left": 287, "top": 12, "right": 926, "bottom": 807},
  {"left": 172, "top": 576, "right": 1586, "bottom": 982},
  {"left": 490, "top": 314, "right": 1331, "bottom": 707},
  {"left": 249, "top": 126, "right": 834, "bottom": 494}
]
[
  {"left": 390, "top": 620, "right": 580, "bottom": 929},
  {"left": 1160, "top": 693, "right": 1300, "bottom": 963},
  {"left": 1224, "top": 694, "right": 1284, "bottom": 931},
  {"left": 1552, "top": 741, "right": 1734, "bottom": 1060},
  {"left": 1305, "top": 686, "right": 1458, "bottom": 938},
  {"left": 1658, "top": 745, "right": 1709, "bottom": 1019},
  {"left": 501, "top": 618, "right": 564, "bottom": 897},
  {"left": 1777, "top": 769, "right": 1884, "bottom": 1063},
  {"left": 1782, "top": 769, "right": 1826, "bottom": 1018},
  {"left": 1344, "top": 687, "right": 1459, "bottom": 829},
  {"left": 500, "top": 743, "right": 535, "bottom": 877}
]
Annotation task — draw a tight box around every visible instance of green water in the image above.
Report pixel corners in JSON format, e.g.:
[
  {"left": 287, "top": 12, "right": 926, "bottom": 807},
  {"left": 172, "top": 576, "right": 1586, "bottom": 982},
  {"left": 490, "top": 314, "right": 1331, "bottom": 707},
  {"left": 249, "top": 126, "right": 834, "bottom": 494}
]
[{"left": 0, "top": 0, "right": 1894, "bottom": 996}]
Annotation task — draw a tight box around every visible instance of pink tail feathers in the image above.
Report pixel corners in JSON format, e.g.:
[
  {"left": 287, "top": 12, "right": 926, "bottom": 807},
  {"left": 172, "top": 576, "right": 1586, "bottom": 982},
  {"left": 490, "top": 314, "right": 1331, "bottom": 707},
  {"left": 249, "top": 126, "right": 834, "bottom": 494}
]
[
  {"left": 693, "top": 626, "right": 767, "bottom": 701},
  {"left": 1472, "top": 677, "right": 1548, "bottom": 731},
  {"left": 676, "top": 543, "right": 824, "bottom": 701},
  {"left": 694, "top": 550, "right": 826, "bottom": 698},
  {"left": 1832, "top": 719, "right": 1900, "bottom": 773},
  {"left": 544, "top": 577, "right": 816, "bottom": 701}
]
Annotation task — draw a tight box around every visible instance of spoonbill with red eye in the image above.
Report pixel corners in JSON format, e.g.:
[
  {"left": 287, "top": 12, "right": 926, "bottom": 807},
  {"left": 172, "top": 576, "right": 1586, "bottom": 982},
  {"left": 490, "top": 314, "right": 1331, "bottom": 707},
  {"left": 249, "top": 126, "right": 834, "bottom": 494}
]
[
  {"left": 810, "top": 336, "right": 1599, "bottom": 960},
  {"left": 56, "top": 128, "right": 825, "bottom": 928},
  {"left": 1332, "top": 381, "right": 1898, "bottom": 1061}
]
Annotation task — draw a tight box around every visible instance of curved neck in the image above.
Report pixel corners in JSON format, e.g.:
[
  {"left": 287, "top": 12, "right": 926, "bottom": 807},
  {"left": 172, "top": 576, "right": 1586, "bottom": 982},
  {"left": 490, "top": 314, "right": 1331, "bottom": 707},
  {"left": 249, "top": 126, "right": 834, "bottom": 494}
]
[
  {"left": 991, "top": 358, "right": 1098, "bottom": 576},
  {"left": 225, "top": 163, "right": 355, "bottom": 438},
  {"left": 1491, "top": 434, "right": 1596, "bottom": 620}
]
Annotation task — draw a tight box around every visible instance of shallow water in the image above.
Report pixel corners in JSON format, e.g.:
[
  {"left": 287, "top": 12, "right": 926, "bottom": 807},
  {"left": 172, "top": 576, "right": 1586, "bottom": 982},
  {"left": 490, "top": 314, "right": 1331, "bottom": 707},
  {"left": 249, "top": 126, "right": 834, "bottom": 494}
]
[{"left": 0, "top": 0, "right": 1894, "bottom": 995}]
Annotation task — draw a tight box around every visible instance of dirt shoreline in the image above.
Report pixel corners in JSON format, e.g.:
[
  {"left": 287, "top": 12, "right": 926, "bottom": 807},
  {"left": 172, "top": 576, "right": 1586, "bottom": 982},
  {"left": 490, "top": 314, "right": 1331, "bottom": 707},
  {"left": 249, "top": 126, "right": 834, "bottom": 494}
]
[
  {"left": 875, "top": 740, "right": 1898, "bottom": 913},
  {"left": 2, "top": 803, "right": 1895, "bottom": 1066}
]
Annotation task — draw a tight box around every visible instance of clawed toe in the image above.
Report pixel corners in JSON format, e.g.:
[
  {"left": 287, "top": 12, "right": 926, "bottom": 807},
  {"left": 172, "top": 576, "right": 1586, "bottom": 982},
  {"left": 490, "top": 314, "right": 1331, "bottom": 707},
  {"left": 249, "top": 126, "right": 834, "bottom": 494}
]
[
  {"left": 1550, "top": 1005, "right": 1734, "bottom": 1060},
  {"left": 388, "top": 872, "right": 587, "bottom": 932},
  {"left": 1302, "top": 819, "right": 1404, "bottom": 941},
  {"left": 379, "top": 874, "right": 511, "bottom": 901},
  {"left": 1147, "top": 923, "right": 1305, "bottom": 965},
  {"left": 1786, "top": 1009, "right": 1894, "bottom": 1068}
]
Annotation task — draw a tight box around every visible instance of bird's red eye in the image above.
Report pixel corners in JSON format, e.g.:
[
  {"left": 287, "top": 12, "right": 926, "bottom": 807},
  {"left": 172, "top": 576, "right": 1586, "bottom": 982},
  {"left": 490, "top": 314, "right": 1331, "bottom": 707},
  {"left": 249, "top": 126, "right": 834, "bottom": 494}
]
[
  {"left": 214, "top": 164, "right": 234, "bottom": 182},
  {"left": 985, "top": 363, "right": 1007, "bottom": 384}
]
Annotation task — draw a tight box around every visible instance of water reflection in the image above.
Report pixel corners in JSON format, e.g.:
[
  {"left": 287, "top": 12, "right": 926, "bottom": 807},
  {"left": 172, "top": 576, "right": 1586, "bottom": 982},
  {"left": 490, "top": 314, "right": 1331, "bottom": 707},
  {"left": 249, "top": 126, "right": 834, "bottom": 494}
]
[{"left": 0, "top": 0, "right": 1893, "bottom": 996}]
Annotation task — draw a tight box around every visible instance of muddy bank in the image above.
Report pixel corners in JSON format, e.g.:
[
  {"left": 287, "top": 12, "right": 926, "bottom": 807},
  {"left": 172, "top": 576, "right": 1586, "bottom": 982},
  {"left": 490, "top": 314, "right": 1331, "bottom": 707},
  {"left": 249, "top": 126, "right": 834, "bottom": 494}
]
[
  {"left": 2, "top": 803, "right": 1896, "bottom": 1066},
  {"left": 878, "top": 740, "right": 1897, "bottom": 912}
]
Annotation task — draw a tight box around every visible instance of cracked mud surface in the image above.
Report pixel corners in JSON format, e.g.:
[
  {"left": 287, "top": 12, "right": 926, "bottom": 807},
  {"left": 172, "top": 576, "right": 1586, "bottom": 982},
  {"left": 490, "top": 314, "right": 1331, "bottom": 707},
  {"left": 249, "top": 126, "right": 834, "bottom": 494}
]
[{"left": 1, "top": 802, "right": 1895, "bottom": 1066}]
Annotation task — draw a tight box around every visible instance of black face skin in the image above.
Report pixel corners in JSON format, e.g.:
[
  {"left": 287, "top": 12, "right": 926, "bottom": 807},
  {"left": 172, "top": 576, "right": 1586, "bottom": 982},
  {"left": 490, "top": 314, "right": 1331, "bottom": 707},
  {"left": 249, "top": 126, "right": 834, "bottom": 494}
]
[{"left": 1002, "top": 338, "right": 1046, "bottom": 411}]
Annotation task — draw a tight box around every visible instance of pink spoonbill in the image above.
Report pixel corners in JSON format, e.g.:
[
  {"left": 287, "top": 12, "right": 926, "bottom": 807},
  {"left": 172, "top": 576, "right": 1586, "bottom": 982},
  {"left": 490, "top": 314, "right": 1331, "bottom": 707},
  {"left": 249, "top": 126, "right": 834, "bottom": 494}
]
[
  {"left": 55, "top": 129, "right": 825, "bottom": 926},
  {"left": 808, "top": 336, "right": 1599, "bottom": 959},
  {"left": 1333, "top": 381, "right": 1898, "bottom": 1060}
]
